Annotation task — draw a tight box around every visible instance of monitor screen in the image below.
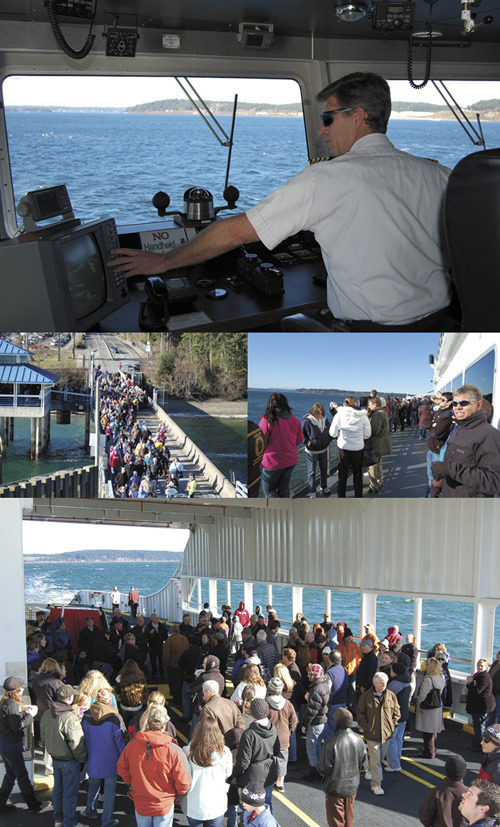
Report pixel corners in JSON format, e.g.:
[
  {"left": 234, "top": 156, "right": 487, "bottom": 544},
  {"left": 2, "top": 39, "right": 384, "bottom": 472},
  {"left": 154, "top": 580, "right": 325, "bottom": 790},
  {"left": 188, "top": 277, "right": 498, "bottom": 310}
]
[{"left": 61, "top": 233, "right": 107, "bottom": 320}]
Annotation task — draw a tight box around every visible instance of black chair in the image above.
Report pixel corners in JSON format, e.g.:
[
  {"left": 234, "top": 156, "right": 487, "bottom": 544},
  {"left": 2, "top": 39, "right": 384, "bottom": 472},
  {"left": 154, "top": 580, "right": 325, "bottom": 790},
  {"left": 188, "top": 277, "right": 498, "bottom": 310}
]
[{"left": 444, "top": 147, "right": 500, "bottom": 331}]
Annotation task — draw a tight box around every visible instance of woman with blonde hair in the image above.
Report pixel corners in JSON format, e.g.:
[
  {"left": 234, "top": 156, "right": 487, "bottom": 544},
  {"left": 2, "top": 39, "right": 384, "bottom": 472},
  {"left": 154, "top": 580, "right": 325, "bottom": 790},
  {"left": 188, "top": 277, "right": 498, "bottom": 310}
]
[
  {"left": 302, "top": 401, "right": 332, "bottom": 498},
  {"left": 329, "top": 395, "right": 372, "bottom": 498},
  {"left": 415, "top": 657, "right": 445, "bottom": 758},
  {"left": 230, "top": 663, "right": 266, "bottom": 706},
  {"left": 183, "top": 717, "right": 232, "bottom": 827},
  {"left": 0, "top": 677, "right": 47, "bottom": 813},
  {"left": 79, "top": 669, "right": 114, "bottom": 703},
  {"left": 241, "top": 684, "right": 257, "bottom": 728}
]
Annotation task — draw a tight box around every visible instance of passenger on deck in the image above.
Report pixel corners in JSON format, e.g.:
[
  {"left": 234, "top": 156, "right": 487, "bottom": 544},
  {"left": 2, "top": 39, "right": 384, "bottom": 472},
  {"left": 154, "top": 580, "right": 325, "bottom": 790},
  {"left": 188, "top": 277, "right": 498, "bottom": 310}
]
[
  {"left": 427, "top": 392, "right": 454, "bottom": 497},
  {"left": 317, "top": 708, "right": 368, "bottom": 827},
  {"left": 186, "top": 473, "right": 197, "bottom": 497},
  {"left": 163, "top": 624, "right": 190, "bottom": 705},
  {"left": 458, "top": 779, "right": 500, "bottom": 826},
  {"left": 478, "top": 725, "right": 500, "bottom": 786},
  {"left": 329, "top": 397, "right": 371, "bottom": 498},
  {"left": 356, "top": 671, "right": 400, "bottom": 796},
  {"left": 415, "top": 657, "right": 446, "bottom": 759},
  {"left": 364, "top": 396, "right": 392, "bottom": 495},
  {"left": 431, "top": 384, "right": 500, "bottom": 498},
  {"left": 302, "top": 402, "right": 332, "bottom": 498},
  {"left": 145, "top": 613, "right": 169, "bottom": 680},
  {"left": 466, "top": 659, "right": 496, "bottom": 752},
  {"left": 258, "top": 393, "right": 303, "bottom": 499},
  {"left": 111, "top": 72, "right": 453, "bottom": 333},
  {"left": 419, "top": 753, "right": 468, "bottom": 827}
]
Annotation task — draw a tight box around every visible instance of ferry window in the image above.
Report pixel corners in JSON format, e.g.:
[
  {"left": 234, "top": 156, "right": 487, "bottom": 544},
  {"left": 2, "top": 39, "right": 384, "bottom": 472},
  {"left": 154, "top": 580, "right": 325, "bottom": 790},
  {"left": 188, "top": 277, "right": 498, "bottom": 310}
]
[
  {"left": 1, "top": 75, "right": 305, "bottom": 227},
  {"left": 465, "top": 349, "right": 495, "bottom": 405},
  {"left": 451, "top": 374, "right": 462, "bottom": 391}
]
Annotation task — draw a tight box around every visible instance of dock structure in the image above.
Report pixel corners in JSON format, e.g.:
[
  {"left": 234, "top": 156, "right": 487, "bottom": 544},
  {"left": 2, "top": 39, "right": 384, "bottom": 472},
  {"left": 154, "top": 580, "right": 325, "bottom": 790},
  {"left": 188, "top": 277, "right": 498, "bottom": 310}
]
[
  {"left": 111, "top": 402, "right": 236, "bottom": 499},
  {"left": 0, "top": 340, "right": 59, "bottom": 462}
]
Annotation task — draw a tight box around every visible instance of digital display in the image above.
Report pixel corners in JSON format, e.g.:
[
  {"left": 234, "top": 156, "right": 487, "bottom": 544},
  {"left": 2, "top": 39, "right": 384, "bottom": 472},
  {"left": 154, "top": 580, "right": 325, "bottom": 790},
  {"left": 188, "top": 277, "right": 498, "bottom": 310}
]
[
  {"left": 62, "top": 234, "right": 107, "bottom": 320},
  {"left": 33, "top": 190, "right": 61, "bottom": 219}
]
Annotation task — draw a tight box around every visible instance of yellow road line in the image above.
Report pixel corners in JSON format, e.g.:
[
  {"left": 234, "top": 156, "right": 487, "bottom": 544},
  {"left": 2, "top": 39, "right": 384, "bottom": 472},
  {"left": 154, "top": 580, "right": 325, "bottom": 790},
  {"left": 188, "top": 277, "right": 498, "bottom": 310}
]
[{"left": 273, "top": 790, "right": 323, "bottom": 827}]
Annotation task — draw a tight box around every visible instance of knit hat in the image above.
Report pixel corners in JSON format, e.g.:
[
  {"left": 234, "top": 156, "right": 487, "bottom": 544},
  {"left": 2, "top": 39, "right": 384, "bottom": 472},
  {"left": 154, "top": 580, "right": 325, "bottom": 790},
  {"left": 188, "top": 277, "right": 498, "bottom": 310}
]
[
  {"left": 250, "top": 698, "right": 269, "bottom": 720},
  {"left": 333, "top": 708, "right": 353, "bottom": 731},
  {"left": 240, "top": 783, "right": 266, "bottom": 807},
  {"left": 308, "top": 663, "right": 324, "bottom": 681},
  {"left": 483, "top": 725, "right": 500, "bottom": 748},
  {"left": 267, "top": 677, "right": 284, "bottom": 696},
  {"left": 391, "top": 663, "right": 406, "bottom": 677},
  {"left": 445, "top": 754, "right": 467, "bottom": 780},
  {"left": 343, "top": 627, "right": 353, "bottom": 638}
]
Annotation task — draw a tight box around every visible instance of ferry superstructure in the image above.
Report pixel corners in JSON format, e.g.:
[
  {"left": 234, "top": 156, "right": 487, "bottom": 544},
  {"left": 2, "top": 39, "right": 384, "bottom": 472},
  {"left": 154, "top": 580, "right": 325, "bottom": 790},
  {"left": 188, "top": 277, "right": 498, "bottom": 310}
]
[
  {"left": 0, "top": 0, "right": 499, "bottom": 332},
  {"left": 432, "top": 333, "right": 499, "bottom": 424}
]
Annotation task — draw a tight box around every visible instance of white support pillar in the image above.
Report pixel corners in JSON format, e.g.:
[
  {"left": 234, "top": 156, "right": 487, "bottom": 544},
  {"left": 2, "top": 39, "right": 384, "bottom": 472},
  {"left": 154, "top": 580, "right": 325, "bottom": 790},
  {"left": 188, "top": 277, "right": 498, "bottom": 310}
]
[
  {"left": 244, "top": 582, "right": 253, "bottom": 613},
  {"left": 472, "top": 600, "right": 497, "bottom": 667},
  {"left": 267, "top": 585, "right": 273, "bottom": 609},
  {"left": 196, "top": 578, "right": 202, "bottom": 614},
  {"left": 292, "top": 586, "right": 303, "bottom": 624},
  {"left": 324, "top": 589, "right": 332, "bottom": 621},
  {"left": 208, "top": 579, "right": 218, "bottom": 615},
  {"left": 360, "top": 591, "right": 378, "bottom": 641},
  {"left": 413, "top": 597, "right": 423, "bottom": 655},
  {"left": 226, "top": 581, "right": 231, "bottom": 608}
]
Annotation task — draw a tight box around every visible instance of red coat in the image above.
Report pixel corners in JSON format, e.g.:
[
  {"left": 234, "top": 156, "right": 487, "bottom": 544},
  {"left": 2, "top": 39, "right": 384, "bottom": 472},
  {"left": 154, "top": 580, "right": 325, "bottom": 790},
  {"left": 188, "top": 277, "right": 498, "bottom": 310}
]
[{"left": 117, "top": 730, "right": 189, "bottom": 816}]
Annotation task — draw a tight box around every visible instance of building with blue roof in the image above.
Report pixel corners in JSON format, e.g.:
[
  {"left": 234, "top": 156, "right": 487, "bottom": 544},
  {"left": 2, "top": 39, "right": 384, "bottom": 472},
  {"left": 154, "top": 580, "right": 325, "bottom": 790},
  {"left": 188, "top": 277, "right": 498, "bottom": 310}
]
[{"left": 0, "top": 340, "right": 59, "bottom": 459}]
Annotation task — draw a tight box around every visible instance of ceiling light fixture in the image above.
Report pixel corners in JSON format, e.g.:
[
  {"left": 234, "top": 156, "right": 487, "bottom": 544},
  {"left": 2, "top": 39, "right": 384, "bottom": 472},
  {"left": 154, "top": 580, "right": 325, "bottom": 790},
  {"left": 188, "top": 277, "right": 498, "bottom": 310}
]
[{"left": 334, "top": 0, "right": 369, "bottom": 22}]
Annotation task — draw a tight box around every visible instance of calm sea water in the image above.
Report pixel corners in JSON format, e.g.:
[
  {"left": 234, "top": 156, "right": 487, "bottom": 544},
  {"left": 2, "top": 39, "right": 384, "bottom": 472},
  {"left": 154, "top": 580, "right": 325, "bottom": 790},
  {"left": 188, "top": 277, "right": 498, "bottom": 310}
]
[
  {"left": 5, "top": 111, "right": 500, "bottom": 225},
  {"left": 1, "top": 411, "right": 246, "bottom": 486},
  {"left": 23, "top": 557, "right": 500, "bottom": 673}
]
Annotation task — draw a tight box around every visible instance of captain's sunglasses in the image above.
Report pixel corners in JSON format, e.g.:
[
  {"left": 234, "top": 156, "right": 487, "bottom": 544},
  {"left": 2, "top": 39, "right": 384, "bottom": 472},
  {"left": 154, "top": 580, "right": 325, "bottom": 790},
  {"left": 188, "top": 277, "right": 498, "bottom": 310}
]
[
  {"left": 320, "top": 107, "right": 352, "bottom": 127},
  {"left": 452, "top": 400, "right": 474, "bottom": 407}
]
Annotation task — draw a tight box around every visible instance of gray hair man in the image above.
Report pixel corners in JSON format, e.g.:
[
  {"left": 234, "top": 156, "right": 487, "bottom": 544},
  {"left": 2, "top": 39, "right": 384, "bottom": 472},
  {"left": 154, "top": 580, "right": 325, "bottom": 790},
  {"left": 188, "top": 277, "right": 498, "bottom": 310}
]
[{"left": 356, "top": 672, "right": 400, "bottom": 796}]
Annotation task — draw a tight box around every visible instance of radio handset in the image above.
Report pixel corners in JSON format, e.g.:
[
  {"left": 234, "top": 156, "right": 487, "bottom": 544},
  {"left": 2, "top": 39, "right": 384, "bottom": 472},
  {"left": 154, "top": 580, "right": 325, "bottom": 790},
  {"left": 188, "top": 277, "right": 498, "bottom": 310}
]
[{"left": 138, "top": 277, "right": 170, "bottom": 331}]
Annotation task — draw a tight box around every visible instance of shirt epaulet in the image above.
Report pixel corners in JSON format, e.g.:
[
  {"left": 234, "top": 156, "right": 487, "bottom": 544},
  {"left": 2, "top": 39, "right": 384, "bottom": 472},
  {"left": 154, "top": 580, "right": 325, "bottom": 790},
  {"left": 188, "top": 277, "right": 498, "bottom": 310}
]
[{"left": 308, "top": 156, "right": 334, "bottom": 165}]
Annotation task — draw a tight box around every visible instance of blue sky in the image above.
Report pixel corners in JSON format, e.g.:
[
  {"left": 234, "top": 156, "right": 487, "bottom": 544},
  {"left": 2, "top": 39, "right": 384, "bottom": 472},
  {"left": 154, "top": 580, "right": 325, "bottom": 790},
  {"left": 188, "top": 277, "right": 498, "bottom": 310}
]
[{"left": 248, "top": 333, "right": 441, "bottom": 394}]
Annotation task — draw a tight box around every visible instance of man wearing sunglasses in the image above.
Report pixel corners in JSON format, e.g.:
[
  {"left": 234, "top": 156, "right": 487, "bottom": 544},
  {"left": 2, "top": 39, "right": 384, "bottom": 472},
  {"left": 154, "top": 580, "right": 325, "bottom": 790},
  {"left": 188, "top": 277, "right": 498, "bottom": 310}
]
[
  {"left": 110, "top": 72, "right": 452, "bottom": 331},
  {"left": 431, "top": 384, "right": 500, "bottom": 497}
]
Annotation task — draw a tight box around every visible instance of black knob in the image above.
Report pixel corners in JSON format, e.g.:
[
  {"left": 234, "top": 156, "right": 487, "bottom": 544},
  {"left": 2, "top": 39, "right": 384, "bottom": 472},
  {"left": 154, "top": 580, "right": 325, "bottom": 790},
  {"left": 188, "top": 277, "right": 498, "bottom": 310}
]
[
  {"left": 223, "top": 185, "right": 240, "bottom": 209},
  {"left": 152, "top": 191, "right": 171, "bottom": 216}
]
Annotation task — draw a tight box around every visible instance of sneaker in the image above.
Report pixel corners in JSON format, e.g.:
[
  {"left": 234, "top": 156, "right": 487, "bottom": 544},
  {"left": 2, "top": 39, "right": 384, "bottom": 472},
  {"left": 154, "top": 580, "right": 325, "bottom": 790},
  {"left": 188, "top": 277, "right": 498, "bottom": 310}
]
[
  {"left": 274, "top": 784, "right": 285, "bottom": 793},
  {"left": 307, "top": 493, "right": 316, "bottom": 498},
  {"left": 28, "top": 801, "right": 51, "bottom": 813},
  {"left": 321, "top": 487, "right": 330, "bottom": 495},
  {"left": 371, "top": 786, "right": 385, "bottom": 795},
  {"left": 82, "top": 810, "right": 99, "bottom": 820},
  {"left": 365, "top": 771, "right": 372, "bottom": 780},
  {"left": 385, "top": 766, "right": 402, "bottom": 772}
]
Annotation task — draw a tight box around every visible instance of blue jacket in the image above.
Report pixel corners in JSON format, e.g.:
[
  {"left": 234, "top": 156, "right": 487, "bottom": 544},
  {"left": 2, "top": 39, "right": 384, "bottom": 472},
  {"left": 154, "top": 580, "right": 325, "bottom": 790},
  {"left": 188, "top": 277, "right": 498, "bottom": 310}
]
[
  {"left": 81, "top": 701, "right": 126, "bottom": 778},
  {"left": 243, "top": 805, "right": 279, "bottom": 826},
  {"left": 325, "top": 663, "right": 348, "bottom": 705}
]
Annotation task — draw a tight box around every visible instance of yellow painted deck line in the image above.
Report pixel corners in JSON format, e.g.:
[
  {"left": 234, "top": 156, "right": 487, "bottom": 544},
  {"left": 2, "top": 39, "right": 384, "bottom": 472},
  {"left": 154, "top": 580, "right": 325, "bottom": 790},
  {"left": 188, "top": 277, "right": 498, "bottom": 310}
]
[
  {"left": 402, "top": 756, "right": 446, "bottom": 780},
  {"left": 401, "top": 768, "right": 436, "bottom": 789},
  {"left": 273, "top": 789, "right": 323, "bottom": 827}
]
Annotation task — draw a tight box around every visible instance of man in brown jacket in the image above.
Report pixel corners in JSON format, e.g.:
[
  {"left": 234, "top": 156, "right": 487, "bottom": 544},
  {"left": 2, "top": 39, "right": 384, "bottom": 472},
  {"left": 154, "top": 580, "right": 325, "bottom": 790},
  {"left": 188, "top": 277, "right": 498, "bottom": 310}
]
[
  {"left": 163, "top": 624, "right": 189, "bottom": 705},
  {"left": 199, "top": 680, "right": 245, "bottom": 735},
  {"left": 419, "top": 754, "right": 467, "bottom": 827},
  {"left": 356, "top": 671, "right": 400, "bottom": 796}
]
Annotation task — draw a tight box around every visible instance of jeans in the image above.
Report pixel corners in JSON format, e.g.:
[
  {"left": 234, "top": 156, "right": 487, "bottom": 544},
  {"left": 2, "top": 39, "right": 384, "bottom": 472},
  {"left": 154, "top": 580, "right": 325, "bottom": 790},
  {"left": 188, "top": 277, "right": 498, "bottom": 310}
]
[
  {"left": 182, "top": 680, "right": 192, "bottom": 718},
  {"left": 323, "top": 703, "right": 345, "bottom": 743},
  {"left": 426, "top": 450, "right": 440, "bottom": 492},
  {"left": 261, "top": 465, "right": 295, "bottom": 498},
  {"left": 289, "top": 726, "right": 297, "bottom": 762},
  {"left": 488, "top": 695, "right": 500, "bottom": 726},
  {"left": 85, "top": 775, "right": 117, "bottom": 827},
  {"left": 306, "top": 723, "right": 325, "bottom": 768},
  {"left": 135, "top": 808, "right": 174, "bottom": 827},
  {"left": 386, "top": 721, "right": 405, "bottom": 769},
  {"left": 0, "top": 749, "right": 34, "bottom": 802},
  {"left": 306, "top": 451, "right": 328, "bottom": 494},
  {"left": 52, "top": 758, "right": 81, "bottom": 827},
  {"left": 187, "top": 817, "right": 224, "bottom": 827},
  {"left": 471, "top": 712, "right": 488, "bottom": 749}
]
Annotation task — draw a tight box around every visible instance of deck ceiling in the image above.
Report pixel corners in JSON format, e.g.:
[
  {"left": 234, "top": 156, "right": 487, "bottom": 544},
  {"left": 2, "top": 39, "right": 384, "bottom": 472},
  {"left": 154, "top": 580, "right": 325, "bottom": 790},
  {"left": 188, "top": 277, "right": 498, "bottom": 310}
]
[{"left": 1, "top": 0, "right": 499, "bottom": 44}]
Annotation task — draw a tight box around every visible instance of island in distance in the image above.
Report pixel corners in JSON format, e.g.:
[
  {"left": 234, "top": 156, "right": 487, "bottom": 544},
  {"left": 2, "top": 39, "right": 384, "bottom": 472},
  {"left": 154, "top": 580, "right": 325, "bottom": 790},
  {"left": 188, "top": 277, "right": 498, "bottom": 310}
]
[{"left": 25, "top": 549, "right": 184, "bottom": 564}]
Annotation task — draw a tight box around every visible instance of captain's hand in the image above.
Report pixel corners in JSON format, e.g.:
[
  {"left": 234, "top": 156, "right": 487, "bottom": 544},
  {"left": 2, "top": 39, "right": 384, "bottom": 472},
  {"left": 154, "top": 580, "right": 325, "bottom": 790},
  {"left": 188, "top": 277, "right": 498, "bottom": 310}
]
[{"left": 108, "top": 248, "right": 169, "bottom": 277}]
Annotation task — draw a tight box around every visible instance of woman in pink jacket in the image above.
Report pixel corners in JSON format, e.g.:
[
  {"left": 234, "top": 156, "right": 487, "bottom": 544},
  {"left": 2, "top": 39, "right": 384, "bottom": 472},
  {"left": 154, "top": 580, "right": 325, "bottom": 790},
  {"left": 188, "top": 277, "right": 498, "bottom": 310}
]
[{"left": 258, "top": 393, "right": 303, "bottom": 498}]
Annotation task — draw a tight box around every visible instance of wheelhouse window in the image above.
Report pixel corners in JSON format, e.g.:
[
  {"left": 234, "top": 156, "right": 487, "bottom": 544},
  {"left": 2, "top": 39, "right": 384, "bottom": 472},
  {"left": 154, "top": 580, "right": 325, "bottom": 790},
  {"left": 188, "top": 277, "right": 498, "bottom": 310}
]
[{"left": 1, "top": 75, "right": 305, "bottom": 228}]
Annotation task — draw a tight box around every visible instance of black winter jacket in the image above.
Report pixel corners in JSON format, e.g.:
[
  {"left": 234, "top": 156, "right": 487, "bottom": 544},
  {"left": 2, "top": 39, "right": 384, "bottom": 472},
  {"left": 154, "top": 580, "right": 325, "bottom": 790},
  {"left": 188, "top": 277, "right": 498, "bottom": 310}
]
[
  {"left": 232, "top": 720, "right": 281, "bottom": 787},
  {"left": 441, "top": 411, "right": 500, "bottom": 497},
  {"left": 303, "top": 678, "right": 330, "bottom": 727},
  {"left": 317, "top": 728, "right": 368, "bottom": 798}
]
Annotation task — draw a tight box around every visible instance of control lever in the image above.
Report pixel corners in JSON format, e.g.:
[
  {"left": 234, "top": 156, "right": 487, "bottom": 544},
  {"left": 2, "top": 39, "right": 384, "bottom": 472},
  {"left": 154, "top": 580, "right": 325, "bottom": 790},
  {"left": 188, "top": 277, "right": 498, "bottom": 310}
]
[{"left": 138, "top": 277, "right": 170, "bottom": 331}]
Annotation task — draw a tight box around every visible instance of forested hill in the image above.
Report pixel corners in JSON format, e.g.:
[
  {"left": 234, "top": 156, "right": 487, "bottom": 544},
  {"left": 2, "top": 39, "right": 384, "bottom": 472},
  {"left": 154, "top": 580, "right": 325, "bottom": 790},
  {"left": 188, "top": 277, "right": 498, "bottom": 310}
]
[{"left": 25, "top": 549, "right": 184, "bottom": 563}]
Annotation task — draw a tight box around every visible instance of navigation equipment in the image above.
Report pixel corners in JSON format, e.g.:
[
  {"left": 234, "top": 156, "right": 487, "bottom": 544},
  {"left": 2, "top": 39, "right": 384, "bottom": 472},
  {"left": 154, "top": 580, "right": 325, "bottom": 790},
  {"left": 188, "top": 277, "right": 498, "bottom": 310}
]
[{"left": 0, "top": 217, "right": 129, "bottom": 330}]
